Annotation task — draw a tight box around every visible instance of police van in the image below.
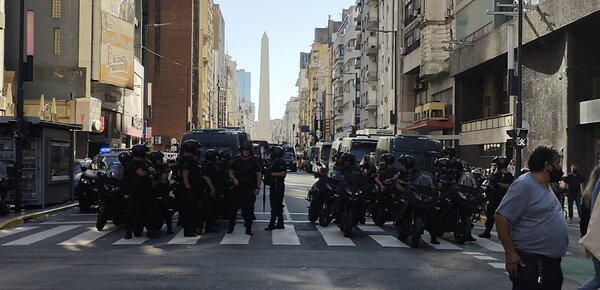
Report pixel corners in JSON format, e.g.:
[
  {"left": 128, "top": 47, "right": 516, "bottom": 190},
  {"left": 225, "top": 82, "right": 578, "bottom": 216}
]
[
  {"left": 374, "top": 135, "right": 442, "bottom": 170},
  {"left": 181, "top": 129, "right": 241, "bottom": 161},
  {"left": 328, "top": 137, "right": 378, "bottom": 169}
]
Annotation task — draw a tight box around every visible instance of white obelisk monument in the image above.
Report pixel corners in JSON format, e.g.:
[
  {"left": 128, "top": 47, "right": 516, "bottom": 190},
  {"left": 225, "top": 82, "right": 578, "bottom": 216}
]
[{"left": 257, "top": 32, "right": 272, "bottom": 142}]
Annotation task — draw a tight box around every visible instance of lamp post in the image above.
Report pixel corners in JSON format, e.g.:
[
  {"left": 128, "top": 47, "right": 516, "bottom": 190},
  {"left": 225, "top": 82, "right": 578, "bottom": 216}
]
[
  {"left": 369, "top": 29, "right": 398, "bottom": 135},
  {"left": 142, "top": 23, "right": 170, "bottom": 144},
  {"left": 337, "top": 72, "right": 359, "bottom": 134}
]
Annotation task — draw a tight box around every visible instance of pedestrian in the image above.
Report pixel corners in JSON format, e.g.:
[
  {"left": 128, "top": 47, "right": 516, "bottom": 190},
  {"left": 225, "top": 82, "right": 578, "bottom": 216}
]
[
  {"left": 228, "top": 142, "right": 262, "bottom": 235},
  {"left": 495, "top": 146, "right": 568, "bottom": 289},
  {"left": 176, "top": 140, "right": 202, "bottom": 237},
  {"left": 479, "top": 156, "right": 514, "bottom": 239},
  {"left": 581, "top": 166, "right": 600, "bottom": 237},
  {"left": 264, "top": 146, "right": 287, "bottom": 231},
  {"left": 564, "top": 164, "right": 586, "bottom": 221},
  {"left": 508, "top": 159, "right": 516, "bottom": 176},
  {"left": 579, "top": 166, "right": 600, "bottom": 290}
]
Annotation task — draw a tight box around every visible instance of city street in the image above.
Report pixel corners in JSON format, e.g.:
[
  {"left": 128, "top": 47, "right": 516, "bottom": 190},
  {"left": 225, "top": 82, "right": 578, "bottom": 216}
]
[{"left": 0, "top": 173, "right": 592, "bottom": 289}]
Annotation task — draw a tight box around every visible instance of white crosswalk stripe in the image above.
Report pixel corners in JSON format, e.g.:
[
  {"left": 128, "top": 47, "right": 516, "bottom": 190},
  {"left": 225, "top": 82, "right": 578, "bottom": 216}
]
[
  {"left": 0, "top": 222, "right": 509, "bottom": 253},
  {"left": 3, "top": 225, "right": 79, "bottom": 246},
  {"left": 58, "top": 226, "right": 119, "bottom": 246},
  {"left": 316, "top": 225, "right": 355, "bottom": 246},
  {"left": 0, "top": 226, "right": 38, "bottom": 239},
  {"left": 272, "top": 225, "right": 301, "bottom": 245}
]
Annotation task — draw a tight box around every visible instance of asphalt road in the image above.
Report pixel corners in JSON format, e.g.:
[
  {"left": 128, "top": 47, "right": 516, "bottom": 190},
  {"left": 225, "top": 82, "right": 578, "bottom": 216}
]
[{"left": 0, "top": 172, "right": 593, "bottom": 289}]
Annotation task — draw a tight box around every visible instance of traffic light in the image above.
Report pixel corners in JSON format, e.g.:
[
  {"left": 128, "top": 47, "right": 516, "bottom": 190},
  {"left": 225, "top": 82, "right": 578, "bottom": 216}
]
[{"left": 506, "top": 128, "right": 528, "bottom": 148}]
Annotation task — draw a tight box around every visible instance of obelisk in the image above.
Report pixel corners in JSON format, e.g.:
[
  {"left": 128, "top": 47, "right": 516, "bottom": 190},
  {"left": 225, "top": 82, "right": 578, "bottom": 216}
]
[{"left": 257, "top": 32, "right": 272, "bottom": 142}]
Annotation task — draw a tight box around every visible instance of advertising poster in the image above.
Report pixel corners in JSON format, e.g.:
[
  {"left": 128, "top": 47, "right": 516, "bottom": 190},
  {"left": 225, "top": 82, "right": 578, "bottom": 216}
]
[
  {"left": 101, "top": 0, "right": 136, "bottom": 23},
  {"left": 100, "top": 12, "right": 134, "bottom": 89}
]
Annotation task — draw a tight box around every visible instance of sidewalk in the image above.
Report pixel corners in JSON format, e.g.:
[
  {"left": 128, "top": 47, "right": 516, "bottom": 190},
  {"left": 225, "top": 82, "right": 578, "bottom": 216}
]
[{"left": 0, "top": 201, "right": 79, "bottom": 230}]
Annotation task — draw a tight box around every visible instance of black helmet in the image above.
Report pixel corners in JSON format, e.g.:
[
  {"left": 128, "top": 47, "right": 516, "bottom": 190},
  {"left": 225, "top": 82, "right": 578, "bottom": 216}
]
[
  {"left": 118, "top": 151, "right": 132, "bottom": 164},
  {"left": 340, "top": 152, "right": 356, "bottom": 164},
  {"left": 270, "top": 146, "right": 284, "bottom": 159},
  {"left": 131, "top": 144, "right": 148, "bottom": 158},
  {"left": 398, "top": 154, "right": 416, "bottom": 169},
  {"left": 441, "top": 147, "right": 456, "bottom": 158},
  {"left": 381, "top": 153, "right": 395, "bottom": 165},
  {"left": 149, "top": 151, "right": 164, "bottom": 164},
  {"left": 219, "top": 150, "right": 232, "bottom": 162},
  {"left": 493, "top": 156, "right": 509, "bottom": 168},
  {"left": 434, "top": 157, "right": 451, "bottom": 169},
  {"left": 332, "top": 151, "right": 344, "bottom": 162},
  {"left": 240, "top": 142, "right": 253, "bottom": 152},
  {"left": 205, "top": 149, "right": 218, "bottom": 162},
  {"left": 181, "top": 139, "right": 200, "bottom": 154}
]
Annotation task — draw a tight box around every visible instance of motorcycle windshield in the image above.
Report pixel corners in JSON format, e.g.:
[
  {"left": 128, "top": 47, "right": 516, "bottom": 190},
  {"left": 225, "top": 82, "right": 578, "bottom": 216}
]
[
  {"left": 106, "top": 162, "right": 124, "bottom": 180},
  {"left": 457, "top": 172, "right": 478, "bottom": 188},
  {"left": 413, "top": 170, "right": 436, "bottom": 189}
]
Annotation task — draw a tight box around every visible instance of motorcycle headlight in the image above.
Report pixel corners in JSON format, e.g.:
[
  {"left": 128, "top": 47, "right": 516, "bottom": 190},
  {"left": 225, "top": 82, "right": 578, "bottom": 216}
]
[
  {"left": 80, "top": 178, "right": 90, "bottom": 185},
  {"left": 111, "top": 186, "right": 120, "bottom": 192}
]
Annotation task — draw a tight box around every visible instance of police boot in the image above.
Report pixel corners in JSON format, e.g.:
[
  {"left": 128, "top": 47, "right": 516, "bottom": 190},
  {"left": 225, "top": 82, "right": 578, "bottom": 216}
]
[
  {"left": 166, "top": 220, "right": 174, "bottom": 235},
  {"left": 124, "top": 229, "right": 133, "bottom": 239},
  {"left": 227, "top": 223, "right": 235, "bottom": 234},
  {"left": 275, "top": 212, "right": 285, "bottom": 229},
  {"left": 245, "top": 224, "right": 253, "bottom": 236},
  {"left": 478, "top": 230, "right": 491, "bottom": 239},
  {"left": 265, "top": 216, "right": 276, "bottom": 231}
]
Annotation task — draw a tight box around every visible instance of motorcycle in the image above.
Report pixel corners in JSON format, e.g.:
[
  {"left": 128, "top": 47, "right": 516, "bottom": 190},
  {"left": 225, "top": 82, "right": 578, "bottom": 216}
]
[
  {"left": 318, "top": 166, "right": 344, "bottom": 227},
  {"left": 337, "top": 181, "right": 367, "bottom": 237},
  {"left": 370, "top": 177, "right": 399, "bottom": 226},
  {"left": 307, "top": 162, "right": 331, "bottom": 223},
  {"left": 397, "top": 170, "right": 440, "bottom": 248},
  {"left": 433, "top": 171, "right": 484, "bottom": 244},
  {"left": 96, "top": 162, "right": 127, "bottom": 231}
]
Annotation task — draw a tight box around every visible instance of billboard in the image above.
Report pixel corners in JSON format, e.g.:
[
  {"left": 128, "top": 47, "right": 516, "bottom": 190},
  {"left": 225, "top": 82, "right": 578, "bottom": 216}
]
[
  {"left": 101, "top": 0, "right": 136, "bottom": 23},
  {"left": 100, "top": 12, "right": 134, "bottom": 89}
]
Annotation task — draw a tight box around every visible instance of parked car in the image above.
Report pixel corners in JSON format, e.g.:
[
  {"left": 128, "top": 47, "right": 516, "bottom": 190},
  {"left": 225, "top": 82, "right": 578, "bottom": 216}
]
[{"left": 282, "top": 146, "right": 297, "bottom": 172}]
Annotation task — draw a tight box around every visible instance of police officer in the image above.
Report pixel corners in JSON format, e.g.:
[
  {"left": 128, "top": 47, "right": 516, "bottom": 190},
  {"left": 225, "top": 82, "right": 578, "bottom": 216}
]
[
  {"left": 265, "top": 146, "right": 287, "bottom": 231},
  {"left": 118, "top": 151, "right": 134, "bottom": 239},
  {"left": 375, "top": 153, "right": 399, "bottom": 193},
  {"left": 479, "top": 156, "right": 514, "bottom": 239},
  {"left": 126, "top": 144, "right": 159, "bottom": 239},
  {"left": 441, "top": 146, "right": 464, "bottom": 181},
  {"left": 149, "top": 151, "right": 175, "bottom": 234},
  {"left": 229, "top": 142, "right": 262, "bottom": 235},
  {"left": 176, "top": 140, "right": 202, "bottom": 237},
  {"left": 216, "top": 150, "right": 235, "bottom": 219},
  {"left": 339, "top": 153, "right": 367, "bottom": 223},
  {"left": 199, "top": 149, "right": 219, "bottom": 234}
]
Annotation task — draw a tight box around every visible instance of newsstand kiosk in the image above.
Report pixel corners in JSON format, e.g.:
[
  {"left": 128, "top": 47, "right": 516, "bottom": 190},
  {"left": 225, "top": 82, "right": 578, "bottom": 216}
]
[{"left": 0, "top": 117, "right": 81, "bottom": 207}]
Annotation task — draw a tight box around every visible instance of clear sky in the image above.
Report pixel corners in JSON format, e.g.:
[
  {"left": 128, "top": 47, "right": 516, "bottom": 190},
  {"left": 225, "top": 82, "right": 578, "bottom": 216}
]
[{"left": 215, "top": 0, "right": 356, "bottom": 120}]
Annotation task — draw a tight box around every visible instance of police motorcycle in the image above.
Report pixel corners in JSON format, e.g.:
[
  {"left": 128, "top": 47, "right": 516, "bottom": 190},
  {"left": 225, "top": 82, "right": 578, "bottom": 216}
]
[
  {"left": 334, "top": 153, "right": 368, "bottom": 237},
  {"left": 96, "top": 160, "right": 127, "bottom": 231},
  {"left": 432, "top": 158, "right": 483, "bottom": 244},
  {"left": 317, "top": 153, "right": 346, "bottom": 227},
  {"left": 396, "top": 163, "right": 440, "bottom": 248},
  {"left": 370, "top": 154, "right": 400, "bottom": 226},
  {"left": 306, "top": 161, "right": 330, "bottom": 223}
]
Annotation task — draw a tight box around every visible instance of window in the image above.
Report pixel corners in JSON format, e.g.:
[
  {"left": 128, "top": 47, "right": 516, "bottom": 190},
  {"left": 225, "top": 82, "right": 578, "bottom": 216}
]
[
  {"left": 52, "top": 0, "right": 61, "bottom": 18},
  {"left": 53, "top": 28, "right": 61, "bottom": 55},
  {"left": 50, "top": 141, "right": 70, "bottom": 182},
  {"left": 481, "top": 143, "right": 504, "bottom": 157}
]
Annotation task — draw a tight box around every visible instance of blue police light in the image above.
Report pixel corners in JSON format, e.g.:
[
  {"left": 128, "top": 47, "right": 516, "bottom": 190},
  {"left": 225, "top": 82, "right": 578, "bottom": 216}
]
[{"left": 99, "top": 148, "right": 112, "bottom": 154}]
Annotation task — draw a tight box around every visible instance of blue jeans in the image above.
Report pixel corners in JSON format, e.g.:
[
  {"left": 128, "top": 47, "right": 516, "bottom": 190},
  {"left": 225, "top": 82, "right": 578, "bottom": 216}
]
[
  {"left": 579, "top": 257, "right": 600, "bottom": 290},
  {"left": 512, "top": 251, "right": 563, "bottom": 290}
]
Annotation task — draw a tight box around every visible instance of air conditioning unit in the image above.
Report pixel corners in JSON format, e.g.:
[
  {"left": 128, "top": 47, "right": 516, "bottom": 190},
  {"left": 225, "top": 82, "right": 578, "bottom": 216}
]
[{"left": 414, "top": 82, "right": 423, "bottom": 90}]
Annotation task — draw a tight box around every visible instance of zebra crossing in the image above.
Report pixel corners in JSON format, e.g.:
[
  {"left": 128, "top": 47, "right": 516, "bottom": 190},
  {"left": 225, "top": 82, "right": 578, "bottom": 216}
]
[{"left": 0, "top": 222, "right": 508, "bottom": 253}]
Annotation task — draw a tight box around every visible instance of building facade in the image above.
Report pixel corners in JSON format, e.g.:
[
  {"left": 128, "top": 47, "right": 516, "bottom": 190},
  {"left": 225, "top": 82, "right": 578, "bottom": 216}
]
[
  {"left": 200, "top": 0, "right": 214, "bottom": 129},
  {"left": 281, "top": 97, "right": 300, "bottom": 148},
  {"left": 356, "top": 0, "right": 379, "bottom": 129},
  {"left": 225, "top": 55, "right": 240, "bottom": 127},
  {"left": 236, "top": 69, "right": 251, "bottom": 102}
]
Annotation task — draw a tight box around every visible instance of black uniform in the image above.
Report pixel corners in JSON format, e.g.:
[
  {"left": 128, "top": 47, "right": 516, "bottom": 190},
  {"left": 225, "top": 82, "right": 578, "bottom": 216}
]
[
  {"left": 215, "top": 159, "right": 234, "bottom": 218},
  {"left": 176, "top": 155, "right": 202, "bottom": 236},
  {"left": 125, "top": 159, "right": 155, "bottom": 237},
  {"left": 230, "top": 155, "right": 261, "bottom": 231},
  {"left": 199, "top": 160, "right": 218, "bottom": 232},
  {"left": 265, "top": 158, "right": 287, "bottom": 228},
  {"left": 153, "top": 163, "right": 174, "bottom": 234},
  {"left": 483, "top": 171, "right": 514, "bottom": 234},
  {"left": 449, "top": 160, "right": 464, "bottom": 182}
]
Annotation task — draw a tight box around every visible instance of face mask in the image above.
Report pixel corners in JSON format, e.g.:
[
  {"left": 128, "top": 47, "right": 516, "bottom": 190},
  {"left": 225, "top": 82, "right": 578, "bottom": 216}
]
[{"left": 548, "top": 164, "right": 563, "bottom": 183}]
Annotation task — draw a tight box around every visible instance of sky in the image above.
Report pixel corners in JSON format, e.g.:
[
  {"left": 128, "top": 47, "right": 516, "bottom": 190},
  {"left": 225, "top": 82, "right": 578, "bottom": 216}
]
[{"left": 215, "top": 0, "right": 356, "bottom": 120}]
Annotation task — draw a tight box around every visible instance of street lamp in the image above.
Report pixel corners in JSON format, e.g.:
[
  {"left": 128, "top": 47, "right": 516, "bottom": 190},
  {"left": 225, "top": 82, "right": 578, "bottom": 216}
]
[
  {"left": 369, "top": 29, "right": 398, "bottom": 135},
  {"left": 142, "top": 23, "right": 170, "bottom": 144},
  {"left": 337, "top": 72, "right": 359, "bottom": 134}
]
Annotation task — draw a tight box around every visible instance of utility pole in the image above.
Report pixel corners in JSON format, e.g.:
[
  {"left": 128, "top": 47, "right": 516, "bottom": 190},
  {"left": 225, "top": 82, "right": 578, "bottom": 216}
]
[
  {"left": 515, "top": 0, "right": 524, "bottom": 175},
  {"left": 15, "top": 0, "right": 26, "bottom": 212}
]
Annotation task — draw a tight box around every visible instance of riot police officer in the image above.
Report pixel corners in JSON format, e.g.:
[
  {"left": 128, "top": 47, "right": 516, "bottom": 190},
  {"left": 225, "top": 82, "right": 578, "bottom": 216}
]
[
  {"left": 216, "top": 150, "right": 235, "bottom": 219},
  {"left": 479, "top": 156, "right": 514, "bottom": 238},
  {"left": 339, "top": 153, "right": 367, "bottom": 224},
  {"left": 375, "top": 153, "right": 399, "bottom": 193},
  {"left": 176, "top": 140, "right": 202, "bottom": 237},
  {"left": 118, "top": 151, "right": 134, "bottom": 239},
  {"left": 441, "top": 146, "right": 464, "bottom": 181},
  {"left": 149, "top": 151, "right": 174, "bottom": 234},
  {"left": 125, "top": 144, "right": 159, "bottom": 239},
  {"left": 199, "top": 149, "right": 219, "bottom": 234},
  {"left": 229, "top": 142, "right": 262, "bottom": 235},
  {"left": 264, "top": 146, "right": 287, "bottom": 231}
]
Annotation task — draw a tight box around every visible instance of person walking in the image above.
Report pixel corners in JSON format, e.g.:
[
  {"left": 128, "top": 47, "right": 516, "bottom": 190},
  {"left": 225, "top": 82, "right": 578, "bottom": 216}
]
[
  {"left": 579, "top": 166, "right": 600, "bottom": 290},
  {"left": 264, "top": 146, "right": 287, "bottom": 231},
  {"left": 479, "top": 156, "right": 514, "bottom": 239},
  {"left": 495, "top": 146, "right": 568, "bottom": 289},
  {"left": 564, "top": 164, "right": 586, "bottom": 221}
]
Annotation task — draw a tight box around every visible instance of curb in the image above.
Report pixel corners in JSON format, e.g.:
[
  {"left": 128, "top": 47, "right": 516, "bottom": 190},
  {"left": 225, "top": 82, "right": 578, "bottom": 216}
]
[{"left": 0, "top": 202, "right": 79, "bottom": 230}]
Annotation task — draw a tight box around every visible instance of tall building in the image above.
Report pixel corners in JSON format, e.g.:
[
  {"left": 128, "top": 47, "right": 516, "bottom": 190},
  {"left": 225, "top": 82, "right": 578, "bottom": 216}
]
[
  {"left": 5, "top": 0, "right": 143, "bottom": 157},
  {"left": 296, "top": 53, "right": 311, "bottom": 149},
  {"left": 271, "top": 119, "right": 284, "bottom": 144},
  {"left": 145, "top": 0, "right": 201, "bottom": 148},
  {"left": 236, "top": 69, "right": 251, "bottom": 102},
  {"left": 213, "top": 4, "right": 227, "bottom": 128},
  {"left": 200, "top": 0, "right": 214, "bottom": 128},
  {"left": 225, "top": 55, "right": 240, "bottom": 127},
  {"left": 356, "top": 0, "right": 379, "bottom": 130},
  {"left": 0, "top": 0, "right": 5, "bottom": 115},
  {"left": 239, "top": 99, "right": 256, "bottom": 139},
  {"left": 332, "top": 6, "right": 360, "bottom": 138},
  {"left": 282, "top": 97, "right": 300, "bottom": 148},
  {"left": 257, "top": 32, "right": 271, "bottom": 142}
]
